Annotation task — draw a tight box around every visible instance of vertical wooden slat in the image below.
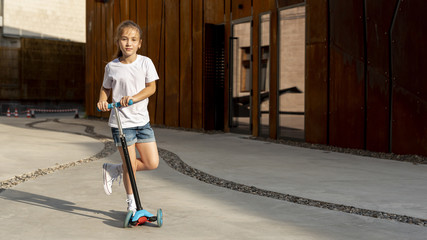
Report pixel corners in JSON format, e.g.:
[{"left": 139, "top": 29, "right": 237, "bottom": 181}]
[
  {"left": 253, "top": 0, "right": 273, "bottom": 13},
  {"left": 204, "top": 0, "right": 224, "bottom": 24},
  {"left": 223, "top": 0, "right": 231, "bottom": 132},
  {"left": 100, "top": 2, "right": 110, "bottom": 118},
  {"left": 164, "top": 0, "right": 180, "bottom": 127},
  {"left": 305, "top": 0, "right": 329, "bottom": 144},
  {"left": 148, "top": 0, "right": 165, "bottom": 125},
  {"left": 129, "top": 0, "right": 137, "bottom": 22},
  {"left": 94, "top": 3, "right": 103, "bottom": 118},
  {"left": 231, "top": 0, "right": 252, "bottom": 20},
  {"left": 329, "top": 0, "right": 365, "bottom": 149},
  {"left": 100, "top": 3, "right": 107, "bottom": 84},
  {"left": 120, "top": 0, "right": 130, "bottom": 21},
  {"left": 192, "top": 0, "right": 203, "bottom": 129},
  {"left": 365, "top": 0, "right": 396, "bottom": 152},
  {"left": 252, "top": 10, "right": 260, "bottom": 137},
  {"left": 391, "top": 0, "right": 427, "bottom": 156},
  {"left": 137, "top": 0, "right": 148, "bottom": 56},
  {"left": 180, "top": 0, "right": 193, "bottom": 128},
  {"left": 277, "top": 0, "right": 305, "bottom": 8},
  {"left": 113, "top": 0, "right": 121, "bottom": 34},
  {"left": 105, "top": 0, "right": 115, "bottom": 61},
  {"left": 112, "top": 0, "right": 121, "bottom": 62},
  {"left": 85, "top": 0, "right": 95, "bottom": 117},
  {"left": 269, "top": 8, "right": 278, "bottom": 139}
]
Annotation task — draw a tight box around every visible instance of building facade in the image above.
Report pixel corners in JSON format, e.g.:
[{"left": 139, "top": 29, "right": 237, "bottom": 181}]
[{"left": 86, "top": 0, "right": 427, "bottom": 157}]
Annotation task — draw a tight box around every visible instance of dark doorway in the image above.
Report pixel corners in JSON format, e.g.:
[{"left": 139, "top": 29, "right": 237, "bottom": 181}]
[{"left": 204, "top": 24, "right": 225, "bottom": 130}]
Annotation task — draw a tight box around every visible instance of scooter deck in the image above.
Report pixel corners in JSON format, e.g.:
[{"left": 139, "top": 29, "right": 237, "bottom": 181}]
[{"left": 124, "top": 209, "right": 163, "bottom": 228}]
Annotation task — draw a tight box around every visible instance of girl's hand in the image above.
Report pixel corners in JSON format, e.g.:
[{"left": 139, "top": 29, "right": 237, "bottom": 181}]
[
  {"left": 97, "top": 100, "right": 110, "bottom": 112},
  {"left": 120, "top": 96, "right": 134, "bottom": 107}
]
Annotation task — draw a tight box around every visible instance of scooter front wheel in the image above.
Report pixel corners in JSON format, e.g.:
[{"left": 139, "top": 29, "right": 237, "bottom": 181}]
[
  {"left": 157, "top": 209, "right": 163, "bottom": 227},
  {"left": 124, "top": 210, "right": 134, "bottom": 228}
]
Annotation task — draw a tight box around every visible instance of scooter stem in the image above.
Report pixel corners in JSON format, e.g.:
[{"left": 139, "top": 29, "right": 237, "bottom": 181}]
[{"left": 113, "top": 105, "right": 143, "bottom": 211}]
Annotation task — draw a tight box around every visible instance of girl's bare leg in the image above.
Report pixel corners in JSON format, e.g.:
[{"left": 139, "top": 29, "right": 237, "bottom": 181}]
[{"left": 118, "top": 142, "right": 159, "bottom": 194}]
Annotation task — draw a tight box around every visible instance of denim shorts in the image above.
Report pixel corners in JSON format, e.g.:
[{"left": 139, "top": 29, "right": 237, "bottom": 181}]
[{"left": 111, "top": 123, "right": 156, "bottom": 147}]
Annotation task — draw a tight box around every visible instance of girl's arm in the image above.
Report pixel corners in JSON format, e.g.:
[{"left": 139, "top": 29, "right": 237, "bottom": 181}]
[
  {"left": 120, "top": 81, "right": 157, "bottom": 107},
  {"left": 97, "top": 86, "right": 111, "bottom": 111}
]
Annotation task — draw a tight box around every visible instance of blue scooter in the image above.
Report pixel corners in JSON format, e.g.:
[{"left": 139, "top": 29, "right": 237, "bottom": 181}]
[{"left": 101, "top": 100, "right": 163, "bottom": 228}]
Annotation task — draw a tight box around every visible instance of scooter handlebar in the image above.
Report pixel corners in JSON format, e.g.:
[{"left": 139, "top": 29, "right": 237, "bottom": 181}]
[
  {"left": 97, "top": 99, "right": 133, "bottom": 111},
  {"left": 108, "top": 99, "right": 133, "bottom": 109}
]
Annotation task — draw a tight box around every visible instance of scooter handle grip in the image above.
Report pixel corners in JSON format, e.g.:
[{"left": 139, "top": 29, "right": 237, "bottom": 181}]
[{"left": 97, "top": 99, "right": 133, "bottom": 111}]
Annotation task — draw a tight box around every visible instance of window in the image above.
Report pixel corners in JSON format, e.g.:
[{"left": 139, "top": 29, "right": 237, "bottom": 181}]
[{"left": 240, "top": 47, "right": 251, "bottom": 92}]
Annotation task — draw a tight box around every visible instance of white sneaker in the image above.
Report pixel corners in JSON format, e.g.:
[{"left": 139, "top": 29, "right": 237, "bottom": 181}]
[
  {"left": 102, "top": 163, "right": 123, "bottom": 195},
  {"left": 127, "top": 199, "right": 137, "bottom": 216}
]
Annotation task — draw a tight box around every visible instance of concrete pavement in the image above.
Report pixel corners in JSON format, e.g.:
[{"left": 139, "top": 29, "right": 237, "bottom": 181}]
[{"left": 0, "top": 115, "right": 426, "bottom": 239}]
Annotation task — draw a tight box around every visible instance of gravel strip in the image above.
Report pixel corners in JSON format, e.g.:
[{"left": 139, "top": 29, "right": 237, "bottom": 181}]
[
  {"left": 158, "top": 148, "right": 427, "bottom": 227},
  {"left": 0, "top": 119, "right": 117, "bottom": 193}
]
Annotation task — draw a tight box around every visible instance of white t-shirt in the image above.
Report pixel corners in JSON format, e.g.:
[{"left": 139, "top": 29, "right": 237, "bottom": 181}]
[{"left": 102, "top": 55, "right": 159, "bottom": 128}]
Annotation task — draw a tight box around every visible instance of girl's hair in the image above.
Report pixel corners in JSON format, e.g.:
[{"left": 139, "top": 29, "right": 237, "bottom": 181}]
[{"left": 113, "top": 20, "right": 143, "bottom": 59}]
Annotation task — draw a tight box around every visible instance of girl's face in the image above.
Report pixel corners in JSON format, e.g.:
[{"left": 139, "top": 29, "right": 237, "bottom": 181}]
[{"left": 118, "top": 27, "right": 142, "bottom": 59}]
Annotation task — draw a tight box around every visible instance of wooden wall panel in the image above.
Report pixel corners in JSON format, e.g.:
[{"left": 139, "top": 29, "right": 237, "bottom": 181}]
[
  {"left": 205, "top": 0, "right": 224, "bottom": 24},
  {"left": 305, "top": 0, "right": 329, "bottom": 144},
  {"left": 85, "top": 0, "right": 95, "bottom": 116},
  {"left": 269, "top": 9, "right": 279, "bottom": 139},
  {"left": 251, "top": 10, "right": 260, "bottom": 136},
  {"left": 223, "top": 0, "right": 231, "bottom": 132},
  {"left": 94, "top": 3, "right": 103, "bottom": 117},
  {"left": 105, "top": 0, "right": 115, "bottom": 61},
  {"left": 164, "top": 0, "right": 180, "bottom": 127},
  {"left": 391, "top": 0, "right": 427, "bottom": 156},
  {"left": 253, "top": 0, "right": 274, "bottom": 13},
  {"left": 192, "top": 0, "right": 203, "bottom": 129},
  {"left": 329, "top": 0, "right": 365, "bottom": 149},
  {"left": 100, "top": 2, "right": 107, "bottom": 116},
  {"left": 129, "top": 0, "right": 137, "bottom": 22},
  {"left": 120, "top": 0, "right": 130, "bottom": 21},
  {"left": 277, "top": 0, "right": 305, "bottom": 8},
  {"left": 232, "top": 0, "right": 252, "bottom": 20},
  {"left": 365, "top": 0, "right": 396, "bottom": 152},
  {"left": 113, "top": 0, "right": 121, "bottom": 49},
  {"left": 84, "top": 0, "right": 427, "bottom": 157},
  {"left": 137, "top": 0, "right": 148, "bottom": 56},
  {"left": 180, "top": 0, "right": 193, "bottom": 128},
  {"left": 147, "top": 0, "right": 165, "bottom": 125}
]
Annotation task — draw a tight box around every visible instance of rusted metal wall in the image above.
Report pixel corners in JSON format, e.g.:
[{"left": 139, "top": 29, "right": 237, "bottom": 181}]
[{"left": 306, "top": 0, "right": 427, "bottom": 156}]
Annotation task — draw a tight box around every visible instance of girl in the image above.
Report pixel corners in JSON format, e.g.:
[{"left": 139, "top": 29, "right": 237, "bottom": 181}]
[{"left": 97, "top": 20, "right": 159, "bottom": 214}]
